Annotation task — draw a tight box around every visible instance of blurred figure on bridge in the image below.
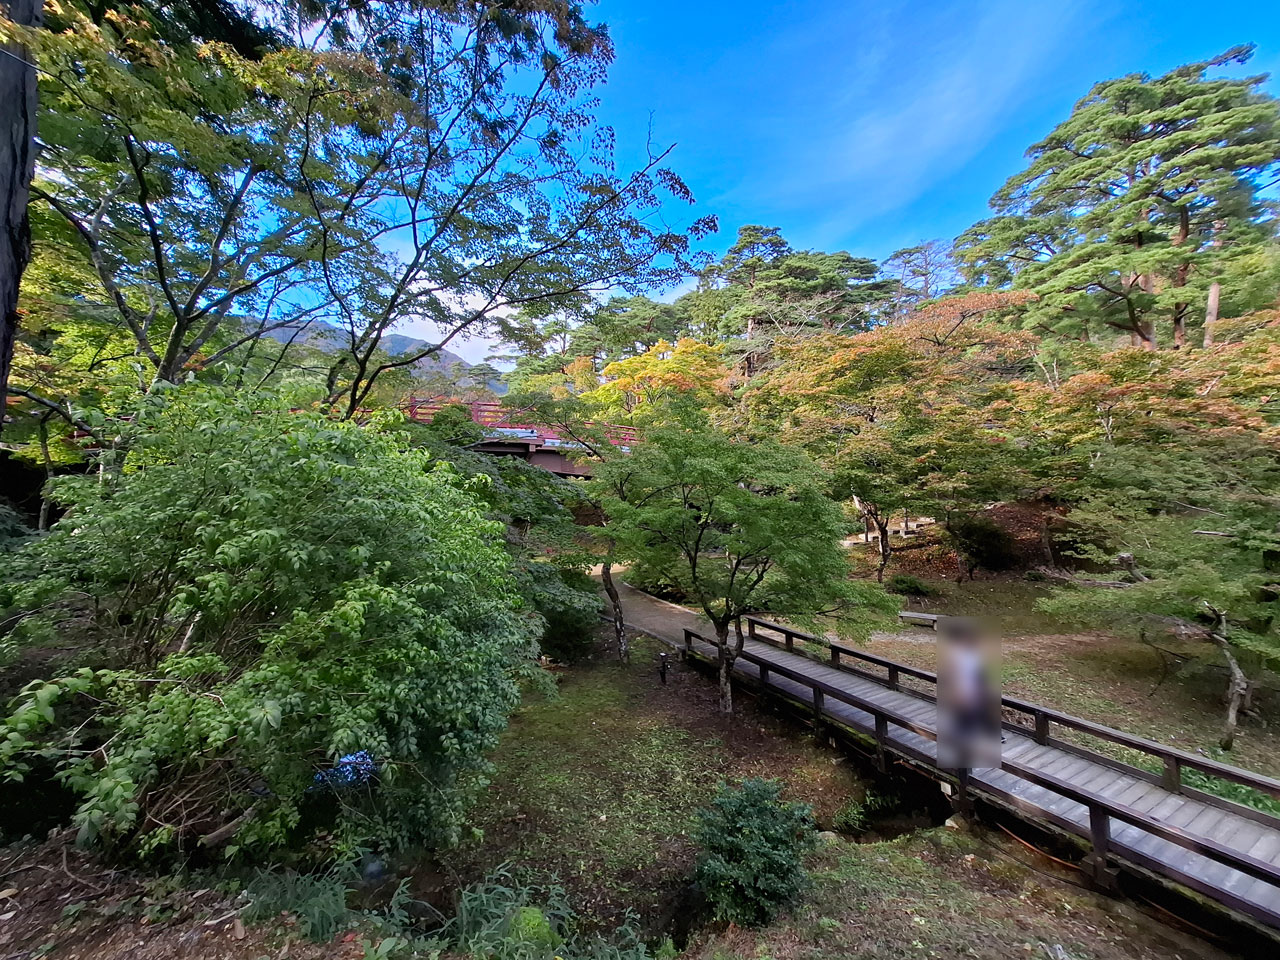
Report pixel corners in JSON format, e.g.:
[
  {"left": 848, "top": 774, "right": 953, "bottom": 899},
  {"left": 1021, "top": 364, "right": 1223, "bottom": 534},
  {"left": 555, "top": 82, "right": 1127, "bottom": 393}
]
[{"left": 937, "top": 617, "right": 1001, "bottom": 771}]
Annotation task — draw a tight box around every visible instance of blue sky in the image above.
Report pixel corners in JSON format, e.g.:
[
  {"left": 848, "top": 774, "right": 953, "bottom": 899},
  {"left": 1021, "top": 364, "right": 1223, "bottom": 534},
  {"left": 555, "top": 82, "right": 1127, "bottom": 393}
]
[
  {"left": 596, "top": 0, "right": 1280, "bottom": 259},
  {"left": 422, "top": 0, "right": 1280, "bottom": 361}
]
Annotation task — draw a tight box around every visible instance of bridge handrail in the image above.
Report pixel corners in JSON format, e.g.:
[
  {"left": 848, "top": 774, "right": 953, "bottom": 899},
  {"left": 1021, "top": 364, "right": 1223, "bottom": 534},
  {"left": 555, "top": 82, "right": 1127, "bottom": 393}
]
[
  {"left": 742, "top": 615, "right": 1280, "bottom": 804},
  {"left": 682, "top": 626, "right": 1280, "bottom": 900}
]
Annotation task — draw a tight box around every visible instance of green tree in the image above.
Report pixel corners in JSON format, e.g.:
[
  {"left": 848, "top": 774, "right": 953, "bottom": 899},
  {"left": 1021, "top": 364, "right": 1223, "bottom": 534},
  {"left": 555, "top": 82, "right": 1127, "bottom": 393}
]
[
  {"left": 879, "top": 240, "right": 962, "bottom": 322},
  {"left": 0, "top": 386, "right": 539, "bottom": 860},
  {"left": 957, "top": 46, "right": 1280, "bottom": 348},
  {"left": 8, "top": 0, "right": 711, "bottom": 422},
  {"left": 1020, "top": 334, "right": 1280, "bottom": 748},
  {"left": 674, "top": 225, "right": 888, "bottom": 376},
  {"left": 596, "top": 421, "right": 889, "bottom": 712}
]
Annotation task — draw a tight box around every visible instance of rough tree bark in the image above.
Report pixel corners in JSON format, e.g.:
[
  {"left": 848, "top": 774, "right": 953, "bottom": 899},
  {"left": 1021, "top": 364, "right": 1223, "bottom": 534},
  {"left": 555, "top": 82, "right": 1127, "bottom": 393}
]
[
  {"left": 873, "top": 515, "right": 891, "bottom": 582},
  {"left": 599, "top": 558, "right": 627, "bottom": 663},
  {"left": 0, "top": 0, "right": 41, "bottom": 434}
]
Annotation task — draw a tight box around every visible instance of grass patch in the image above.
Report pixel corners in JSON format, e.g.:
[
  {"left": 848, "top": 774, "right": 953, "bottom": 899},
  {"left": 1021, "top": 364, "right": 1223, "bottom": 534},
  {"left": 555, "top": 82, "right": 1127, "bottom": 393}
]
[
  {"left": 688, "top": 831, "right": 1178, "bottom": 960},
  {"left": 455, "top": 633, "right": 863, "bottom": 927}
]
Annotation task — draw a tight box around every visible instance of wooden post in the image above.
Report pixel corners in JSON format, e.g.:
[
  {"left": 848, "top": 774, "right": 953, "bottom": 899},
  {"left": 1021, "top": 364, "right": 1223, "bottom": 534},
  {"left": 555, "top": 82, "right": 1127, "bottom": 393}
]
[
  {"left": 812, "top": 687, "right": 824, "bottom": 721},
  {"left": 887, "top": 665, "right": 900, "bottom": 691},
  {"left": 785, "top": 632, "right": 794, "bottom": 653},
  {"left": 1162, "top": 755, "right": 1181, "bottom": 794},
  {"left": 829, "top": 646, "right": 840, "bottom": 666},
  {"left": 748, "top": 619, "right": 757, "bottom": 642},
  {"left": 1034, "top": 711, "right": 1049, "bottom": 745},
  {"left": 759, "top": 663, "right": 770, "bottom": 686},
  {"left": 875, "top": 714, "right": 888, "bottom": 772},
  {"left": 683, "top": 629, "right": 694, "bottom": 654},
  {"left": 955, "top": 768, "right": 973, "bottom": 815},
  {"left": 1085, "top": 803, "right": 1117, "bottom": 889}
]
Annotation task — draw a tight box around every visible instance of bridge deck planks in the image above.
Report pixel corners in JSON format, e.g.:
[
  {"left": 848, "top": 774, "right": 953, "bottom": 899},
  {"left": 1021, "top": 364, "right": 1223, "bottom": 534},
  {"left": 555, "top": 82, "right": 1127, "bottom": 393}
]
[{"left": 681, "top": 631, "right": 1280, "bottom": 929}]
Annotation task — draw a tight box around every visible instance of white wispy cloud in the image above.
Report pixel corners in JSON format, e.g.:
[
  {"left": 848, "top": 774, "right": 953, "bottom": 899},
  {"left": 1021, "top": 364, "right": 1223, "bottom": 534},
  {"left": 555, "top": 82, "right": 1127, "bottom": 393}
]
[{"left": 708, "top": 0, "right": 1095, "bottom": 248}]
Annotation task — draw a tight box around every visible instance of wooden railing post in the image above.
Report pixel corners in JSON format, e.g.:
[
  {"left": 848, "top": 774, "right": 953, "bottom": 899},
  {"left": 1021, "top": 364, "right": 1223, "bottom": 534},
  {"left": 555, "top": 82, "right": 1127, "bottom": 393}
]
[
  {"left": 875, "top": 714, "right": 888, "bottom": 772},
  {"left": 812, "top": 687, "right": 824, "bottom": 721},
  {"left": 785, "top": 631, "right": 794, "bottom": 653},
  {"left": 1162, "top": 755, "right": 1182, "bottom": 794},
  {"left": 887, "top": 665, "right": 900, "bottom": 691},
  {"left": 748, "top": 618, "right": 757, "bottom": 642},
  {"left": 683, "top": 629, "right": 693, "bottom": 654},
  {"left": 830, "top": 646, "right": 840, "bottom": 666},
  {"left": 759, "top": 663, "right": 770, "bottom": 685},
  {"left": 955, "top": 767, "right": 973, "bottom": 816},
  {"left": 1086, "top": 802, "right": 1117, "bottom": 889},
  {"left": 1034, "top": 710, "right": 1049, "bottom": 744}
]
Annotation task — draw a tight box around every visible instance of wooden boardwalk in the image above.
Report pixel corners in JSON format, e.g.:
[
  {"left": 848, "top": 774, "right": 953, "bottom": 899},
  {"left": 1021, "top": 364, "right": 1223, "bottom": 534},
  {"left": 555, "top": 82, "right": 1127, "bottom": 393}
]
[{"left": 674, "top": 613, "right": 1280, "bottom": 932}]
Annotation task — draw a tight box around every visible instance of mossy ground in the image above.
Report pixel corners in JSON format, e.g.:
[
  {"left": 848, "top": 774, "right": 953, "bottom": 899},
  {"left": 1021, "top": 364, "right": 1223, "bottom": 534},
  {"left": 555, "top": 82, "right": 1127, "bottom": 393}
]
[
  {"left": 453, "top": 627, "right": 1235, "bottom": 959},
  {"left": 453, "top": 631, "right": 864, "bottom": 927},
  {"left": 686, "top": 829, "right": 1222, "bottom": 960}
]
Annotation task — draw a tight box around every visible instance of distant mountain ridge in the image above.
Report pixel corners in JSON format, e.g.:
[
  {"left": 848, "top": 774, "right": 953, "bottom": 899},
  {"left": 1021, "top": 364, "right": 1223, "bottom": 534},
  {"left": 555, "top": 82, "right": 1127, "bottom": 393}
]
[
  {"left": 258, "top": 320, "right": 506, "bottom": 394},
  {"left": 262, "top": 321, "right": 469, "bottom": 371}
]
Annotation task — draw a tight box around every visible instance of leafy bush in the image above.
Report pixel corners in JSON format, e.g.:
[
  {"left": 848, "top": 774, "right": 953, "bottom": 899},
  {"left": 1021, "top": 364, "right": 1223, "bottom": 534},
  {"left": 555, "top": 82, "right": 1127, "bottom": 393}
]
[
  {"left": 694, "top": 778, "right": 817, "bottom": 926},
  {"left": 410, "top": 428, "right": 600, "bottom": 663},
  {"left": 520, "top": 563, "right": 600, "bottom": 663},
  {"left": 0, "top": 386, "right": 539, "bottom": 861},
  {"left": 885, "top": 573, "right": 936, "bottom": 597}
]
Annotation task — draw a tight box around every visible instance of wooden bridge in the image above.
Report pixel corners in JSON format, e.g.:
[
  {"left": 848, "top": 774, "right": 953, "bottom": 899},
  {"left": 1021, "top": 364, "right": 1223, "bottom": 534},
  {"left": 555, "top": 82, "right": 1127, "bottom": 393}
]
[{"left": 679, "top": 613, "right": 1280, "bottom": 933}]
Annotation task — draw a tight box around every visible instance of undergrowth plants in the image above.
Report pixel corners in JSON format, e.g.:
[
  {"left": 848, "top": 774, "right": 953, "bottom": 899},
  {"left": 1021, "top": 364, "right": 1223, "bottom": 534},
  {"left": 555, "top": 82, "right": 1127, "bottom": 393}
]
[
  {"left": 242, "top": 865, "right": 674, "bottom": 960},
  {"left": 694, "top": 778, "right": 818, "bottom": 926}
]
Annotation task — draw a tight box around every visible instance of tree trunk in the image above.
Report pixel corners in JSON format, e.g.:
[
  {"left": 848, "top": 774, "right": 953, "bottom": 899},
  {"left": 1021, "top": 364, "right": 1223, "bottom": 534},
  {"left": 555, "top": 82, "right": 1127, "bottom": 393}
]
[
  {"left": 715, "top": 621, "right": 734, "bottom": 714},
  {"left": 1172, "top": 307, "right": 1187, "bottom": 349},
  {"left": 875, "top": 516, "right": 891, "bottom": 582},
  {"left": 1203, "top": 282, "right": 1221, "bottom": 346},
  {"left": 37, "top": 411, "right": 52, "bottom": 530},
  {"left": 0, "top": 0, "right": 41, "bottom": 435},
  {"left": 600, "top": 559, "right": 627, "bottom": 662},
  {"left": 1207, "top": 615, "right": 1247, "bottom": 751}
]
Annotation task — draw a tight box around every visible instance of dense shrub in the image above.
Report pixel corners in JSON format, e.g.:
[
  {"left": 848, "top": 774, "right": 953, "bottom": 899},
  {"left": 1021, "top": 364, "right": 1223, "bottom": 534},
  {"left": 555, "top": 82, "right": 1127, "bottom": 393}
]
[
  {"left": 0, "top": 387, "right": 539, "bottom": 861},
  {"left": 694, "top": 778, "right": 817, "bottom": 926},
  {"left": 522, "top": 564, "right": 601, "bottom": 663},
  {"left": 885, "top": 573, "right": 936, "bottom": 597},
  {"left": 409, "top": 425, "right": 600, "bottom": 663}
]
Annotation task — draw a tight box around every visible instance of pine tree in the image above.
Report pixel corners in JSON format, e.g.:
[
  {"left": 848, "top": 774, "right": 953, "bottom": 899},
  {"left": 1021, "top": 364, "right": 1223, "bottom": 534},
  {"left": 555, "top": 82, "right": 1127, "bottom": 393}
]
[{"left": 958, "top": 46, "right": 1280, "bottom": 349}]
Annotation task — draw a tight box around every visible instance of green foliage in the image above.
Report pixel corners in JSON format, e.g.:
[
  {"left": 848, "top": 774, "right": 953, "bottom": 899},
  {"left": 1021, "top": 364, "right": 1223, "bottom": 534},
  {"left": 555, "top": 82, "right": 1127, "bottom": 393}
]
[
  {"left": 885, "top": 574, "right": 936, "bottom": 598},
  {"left": 0, "top": 386, "right": 539, "bottom": 860},
  {"left": 406, "top": 425, "right": 600, "bottom": 663},
  {"left": 694, "top": 778, "right": 818, "bottom": 926},
  {"left": 0, "top": 503, "right": 33, "bottom": 552},
  {"left": 596, "top": 421, "right": 889, "bottom": 643},
  {"left": 521, "top": 565, "right": 600, "bottom": 664},
  {"left": 832, "top": 787, "right": 902, "bottom": 834},
  {"left": 243, "top": 868, "right": 352, "bottom": 942},
  {"left": 957, "top": 46, "right": 1280, "bottom": 347},
  {"left": 439, "top": 870, "right": 662, "bottom": 960}
]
